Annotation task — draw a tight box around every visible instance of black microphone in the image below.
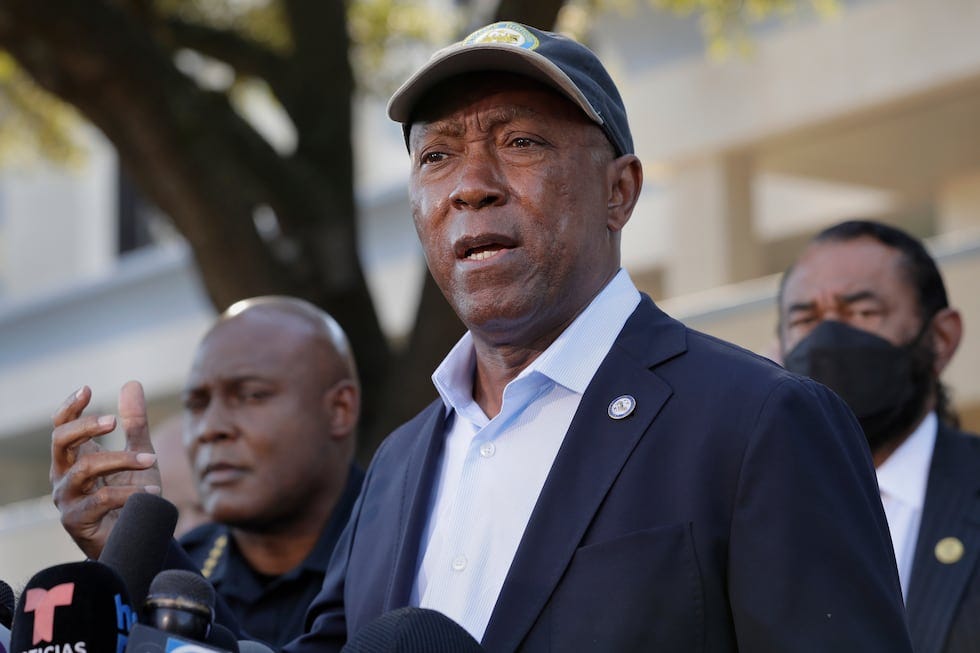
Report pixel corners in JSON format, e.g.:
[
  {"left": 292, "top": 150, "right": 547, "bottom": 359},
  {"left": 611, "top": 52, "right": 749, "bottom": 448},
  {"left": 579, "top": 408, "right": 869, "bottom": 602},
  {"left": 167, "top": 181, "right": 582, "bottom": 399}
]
[
  {"left": 0, "top": 579, "right": 14, "bottom": 629},
  {"left": 9, "top": 561, "right": 137, "bottom": 653},
  {"left": 126, "top": 623, "right": 235, "bottom": 652},
  {"left": 0, "top": 578, "right": 14, "bottom": 652},
  {"left": 341, "top": 607, "right": 486, "bottom": 652},
  {"left": 125, "top": 570, "right": 237, "bottom": 653},
  {"left": 144, "top": 570, "right": 215, "bottom": 642},
  {"left": 99, "top": 493, "right": 179, "bottom": 614}
]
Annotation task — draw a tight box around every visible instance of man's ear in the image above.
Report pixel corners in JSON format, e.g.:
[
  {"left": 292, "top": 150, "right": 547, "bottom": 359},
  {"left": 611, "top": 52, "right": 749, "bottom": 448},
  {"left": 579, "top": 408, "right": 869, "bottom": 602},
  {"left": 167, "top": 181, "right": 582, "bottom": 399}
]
[
  {"left": 606, "top": 154, "right": 643, "bottom": 233},
  {"left": 929, "top": 307, "right": 963, "bottom": 376},
  {"left": 324, "top": 380, "right": 360, "bottom": 440}
]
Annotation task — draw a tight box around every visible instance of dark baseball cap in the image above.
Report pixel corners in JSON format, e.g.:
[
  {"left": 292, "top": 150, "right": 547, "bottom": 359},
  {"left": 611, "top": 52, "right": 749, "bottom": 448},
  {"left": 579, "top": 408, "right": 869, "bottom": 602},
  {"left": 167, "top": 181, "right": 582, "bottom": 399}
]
[{"left": 387, "top": 21, "right": 634, "bottom": 156}]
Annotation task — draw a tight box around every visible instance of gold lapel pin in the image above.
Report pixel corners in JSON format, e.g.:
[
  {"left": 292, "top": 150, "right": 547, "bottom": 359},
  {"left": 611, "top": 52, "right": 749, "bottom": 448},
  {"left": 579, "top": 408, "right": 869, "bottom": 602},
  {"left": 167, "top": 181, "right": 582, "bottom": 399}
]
[{"left": 934, "top": 536, "right": 964, "bottom": 565}]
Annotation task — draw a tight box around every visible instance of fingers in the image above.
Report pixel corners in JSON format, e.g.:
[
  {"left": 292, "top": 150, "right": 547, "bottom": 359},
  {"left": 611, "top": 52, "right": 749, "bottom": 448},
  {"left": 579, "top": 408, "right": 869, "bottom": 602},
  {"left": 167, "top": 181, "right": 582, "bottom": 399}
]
[
  {"left": 53, "top": 386, "right": 91, "bottom": 428},
  {"left": 56, "top": 450, "right": 158, "bottom": 498},
  {"left": 119, "top": 380, "right": 154, "bottom": 454},
  {"left": 58, "top": 484, "right": 160, "bottom": 559},
  {"left": 51, "top": 413, "right": 117, "bottom": 482}
]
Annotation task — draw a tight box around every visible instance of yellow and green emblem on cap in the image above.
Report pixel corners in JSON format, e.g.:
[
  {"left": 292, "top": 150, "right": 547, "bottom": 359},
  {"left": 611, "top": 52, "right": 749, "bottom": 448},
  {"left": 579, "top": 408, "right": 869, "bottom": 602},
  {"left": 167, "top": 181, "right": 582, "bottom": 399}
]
[{"left": 463, "top": 22, "right": 539, "bottom": 50}]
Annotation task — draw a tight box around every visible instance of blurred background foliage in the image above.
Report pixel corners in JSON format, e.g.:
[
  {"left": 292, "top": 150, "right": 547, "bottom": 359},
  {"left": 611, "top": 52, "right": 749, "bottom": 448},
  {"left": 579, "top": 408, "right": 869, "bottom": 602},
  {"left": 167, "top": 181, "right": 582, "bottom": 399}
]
[{"left": 0, "top": 0, "right": 834, "bottom": 168}]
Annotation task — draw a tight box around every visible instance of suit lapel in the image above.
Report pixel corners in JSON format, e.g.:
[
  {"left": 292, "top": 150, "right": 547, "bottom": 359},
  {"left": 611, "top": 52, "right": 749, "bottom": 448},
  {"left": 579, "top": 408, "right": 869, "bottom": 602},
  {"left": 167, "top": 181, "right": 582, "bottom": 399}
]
[
  {"left": 382, "top": 401, "right": 451, "bottom": 611},
  {"left": 481, "top": 297, "right": 686, "bottom": 653},
  {"left": 906, "top": 426, "right": 980, "bottom": 653}
]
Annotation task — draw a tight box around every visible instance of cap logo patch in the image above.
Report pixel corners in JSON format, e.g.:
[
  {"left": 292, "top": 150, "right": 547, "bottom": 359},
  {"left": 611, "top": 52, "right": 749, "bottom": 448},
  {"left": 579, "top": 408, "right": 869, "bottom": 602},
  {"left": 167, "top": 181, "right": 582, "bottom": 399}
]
[{"left": 464, "top": 21, "right": 539, "bottom": 51}]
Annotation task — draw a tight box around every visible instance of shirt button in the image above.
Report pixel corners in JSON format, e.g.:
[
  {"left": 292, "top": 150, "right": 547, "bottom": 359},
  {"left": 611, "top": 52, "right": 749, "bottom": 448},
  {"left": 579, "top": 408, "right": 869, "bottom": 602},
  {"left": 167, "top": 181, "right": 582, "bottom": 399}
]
[
  {"left": 480, "top": 442, "right": 495, "bottom": 458},
  {"left": 452, "top": 555, "right": 467, "bottom": 571}
]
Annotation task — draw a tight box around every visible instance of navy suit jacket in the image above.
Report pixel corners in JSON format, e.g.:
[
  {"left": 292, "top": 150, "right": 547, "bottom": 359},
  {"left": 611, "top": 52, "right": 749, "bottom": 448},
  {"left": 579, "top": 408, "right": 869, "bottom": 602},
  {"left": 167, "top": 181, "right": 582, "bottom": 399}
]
[
  {"left": 284, "top": 296, "right": 913, "bottom": 652},
  {"left": 906, "top": 425, "right": 980, "bottom": 653}
]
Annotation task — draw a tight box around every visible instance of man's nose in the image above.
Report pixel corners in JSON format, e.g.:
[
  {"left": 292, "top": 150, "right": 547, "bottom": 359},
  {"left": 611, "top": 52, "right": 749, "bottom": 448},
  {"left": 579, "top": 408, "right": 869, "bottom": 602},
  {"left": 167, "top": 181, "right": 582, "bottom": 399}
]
[
  {"left": 449, "top": 152, "right": 507, "bottom": 210},
  {"left": 191, "top": 400, "right": 237, "bottom": 445}
]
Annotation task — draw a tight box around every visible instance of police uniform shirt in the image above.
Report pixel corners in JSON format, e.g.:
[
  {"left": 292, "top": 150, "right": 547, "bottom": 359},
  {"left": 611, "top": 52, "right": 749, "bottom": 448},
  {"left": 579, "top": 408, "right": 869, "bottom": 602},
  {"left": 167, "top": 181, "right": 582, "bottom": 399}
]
[{"left": 180, "top": 465, "right": 364, "bottom": 649}]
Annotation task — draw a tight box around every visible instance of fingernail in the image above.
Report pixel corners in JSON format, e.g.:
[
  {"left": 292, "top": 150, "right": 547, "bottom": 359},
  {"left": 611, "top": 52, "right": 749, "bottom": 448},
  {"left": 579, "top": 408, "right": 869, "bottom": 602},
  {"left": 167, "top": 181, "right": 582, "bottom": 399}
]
[
  {"left": 75, "top": 387, "right": 85, "bottom": 400},
  {"left": 98, "top": 415, "right": 115, "bottom": 428},
  {"left": 136, "top": 453, "right": 156, "bottom": 466},
  {"left": 144, "top": 485, "right": 162, "bottom": 495}
]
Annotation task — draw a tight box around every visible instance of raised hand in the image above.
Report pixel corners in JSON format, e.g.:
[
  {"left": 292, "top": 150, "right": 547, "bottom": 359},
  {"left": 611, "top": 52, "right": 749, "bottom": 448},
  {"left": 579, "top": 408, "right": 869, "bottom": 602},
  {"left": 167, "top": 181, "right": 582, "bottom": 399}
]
[{"left": 50, "top": 381, "right": 161, "bottom": 558}]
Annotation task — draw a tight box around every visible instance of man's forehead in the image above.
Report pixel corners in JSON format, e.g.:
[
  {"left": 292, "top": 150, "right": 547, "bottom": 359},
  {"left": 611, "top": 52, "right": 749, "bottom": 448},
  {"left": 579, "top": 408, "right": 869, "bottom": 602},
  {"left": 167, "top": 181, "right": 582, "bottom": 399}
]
[{"left": 784, "top": 239, "right": 909, "bottom": 300}]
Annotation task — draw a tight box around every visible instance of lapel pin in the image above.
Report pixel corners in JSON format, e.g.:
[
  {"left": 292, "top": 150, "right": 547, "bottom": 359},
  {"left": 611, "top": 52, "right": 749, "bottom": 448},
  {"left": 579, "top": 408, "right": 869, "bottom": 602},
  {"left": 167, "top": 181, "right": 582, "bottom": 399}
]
[
  {"left": 934, "top": 536, "right": 964, "bottom": 565},
  {"left": 608, "top": 395, "right": 636, "bottom": 420}
]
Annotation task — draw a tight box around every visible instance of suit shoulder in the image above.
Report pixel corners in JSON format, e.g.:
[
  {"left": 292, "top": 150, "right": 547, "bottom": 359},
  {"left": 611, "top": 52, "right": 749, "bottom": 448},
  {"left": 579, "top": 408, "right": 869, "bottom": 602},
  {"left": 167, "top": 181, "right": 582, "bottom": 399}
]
[
  {"left": 672, "top": 326, "right": 808, "bottom": 393},
  {"left": 367, "top": 398, "right": 444, "bottom": 466}
]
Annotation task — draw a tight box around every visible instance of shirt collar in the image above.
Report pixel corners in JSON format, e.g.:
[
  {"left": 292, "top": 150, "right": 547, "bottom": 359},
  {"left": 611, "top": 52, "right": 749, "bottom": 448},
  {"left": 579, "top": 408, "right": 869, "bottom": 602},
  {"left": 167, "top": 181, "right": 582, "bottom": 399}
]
[
  {"left": 876, "top": 412, "right": 938, "bottom": 509},
  {"left": 432, "top": 268, "right": 641, "bottom": 414}
]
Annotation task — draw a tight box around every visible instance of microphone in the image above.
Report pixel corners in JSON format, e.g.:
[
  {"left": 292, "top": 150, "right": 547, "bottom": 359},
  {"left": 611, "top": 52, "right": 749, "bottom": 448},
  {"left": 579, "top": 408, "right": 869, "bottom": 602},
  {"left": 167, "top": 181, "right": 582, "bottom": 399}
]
[
  {"left": 0, "top": 578, "right": 13, "bottom": 653},
  {"left": 340, "top": 607, "right": 486, "bottom": 652},
  {"left": 99, "top": 493, "right": 179, "bottom": 614},
  {"left": 125, "top": 570, "right": 237, "bottom": 652},
  {"left": 126, "top": 624, "right": 235, "bottom": 652},
  {"left": 9, "top": 561, "right": 137, "bottom": 653},
  {"left": 144, "top": 570, "right": 214, "bottom": 641},
  {"left": 0, "top": 579, "right": 14, "bottom": 628},
  {"left": 125, "top": 624, "right": 240, "bottom": 653}
]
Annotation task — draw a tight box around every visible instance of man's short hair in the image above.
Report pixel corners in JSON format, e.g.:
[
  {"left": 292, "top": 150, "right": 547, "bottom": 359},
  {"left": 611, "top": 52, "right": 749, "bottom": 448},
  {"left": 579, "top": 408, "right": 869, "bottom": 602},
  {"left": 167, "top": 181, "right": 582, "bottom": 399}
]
[{"left": 809, "top": 220, "right": 949, "bottom": 321}]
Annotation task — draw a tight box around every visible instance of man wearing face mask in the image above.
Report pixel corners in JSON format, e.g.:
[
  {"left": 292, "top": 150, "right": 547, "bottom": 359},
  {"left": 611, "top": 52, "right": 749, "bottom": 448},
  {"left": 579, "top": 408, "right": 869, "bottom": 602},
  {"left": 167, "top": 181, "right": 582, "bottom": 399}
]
[{"left": 779, "top": 219, "right": 980, "bottom": 653}]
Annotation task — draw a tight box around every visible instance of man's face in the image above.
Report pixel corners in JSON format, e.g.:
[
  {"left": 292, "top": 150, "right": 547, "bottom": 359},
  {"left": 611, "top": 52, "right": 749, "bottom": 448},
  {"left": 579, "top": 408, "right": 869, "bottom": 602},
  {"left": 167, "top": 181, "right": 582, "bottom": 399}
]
[
  {"left": 779, "top": 237, "right": 924, "bottom": 354},
  {"left": 182, "top": 311, "right": 339, "bottom": 529},
  {"left": 408, "top": 74, "right": 624, "bottom": 344}
]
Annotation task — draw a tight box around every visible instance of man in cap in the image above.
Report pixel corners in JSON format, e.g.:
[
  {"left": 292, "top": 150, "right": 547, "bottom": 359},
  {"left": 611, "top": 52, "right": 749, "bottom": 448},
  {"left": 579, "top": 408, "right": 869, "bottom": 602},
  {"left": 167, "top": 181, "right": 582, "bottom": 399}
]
[
  {"left": 779, "top": 220, "right": 980, "bottom": 653},
  {"left": 282, "top": 21, "right": 913, "bottom": 652}
]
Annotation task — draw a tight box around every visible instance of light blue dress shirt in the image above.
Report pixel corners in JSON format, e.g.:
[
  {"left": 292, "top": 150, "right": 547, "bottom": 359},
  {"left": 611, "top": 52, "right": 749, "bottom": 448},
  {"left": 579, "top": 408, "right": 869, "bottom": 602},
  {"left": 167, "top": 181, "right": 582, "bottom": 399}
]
[{"left": 411, "top": 268, "right": 641, "bottom": 641}]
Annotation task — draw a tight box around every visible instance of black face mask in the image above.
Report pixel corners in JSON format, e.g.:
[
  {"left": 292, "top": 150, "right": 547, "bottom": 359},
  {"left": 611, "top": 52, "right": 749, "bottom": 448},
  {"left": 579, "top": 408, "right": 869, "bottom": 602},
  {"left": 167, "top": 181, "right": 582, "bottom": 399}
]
[{"left": 783, "top": 319, "right": 936, "bottom": 452}]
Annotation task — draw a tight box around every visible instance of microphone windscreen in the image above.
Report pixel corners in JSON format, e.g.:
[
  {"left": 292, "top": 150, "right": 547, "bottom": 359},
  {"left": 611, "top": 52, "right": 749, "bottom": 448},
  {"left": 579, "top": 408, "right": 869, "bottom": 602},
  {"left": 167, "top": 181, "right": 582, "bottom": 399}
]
[
  {"left": 0, "top": 579, "right": 14, "bottom": 629},
  {"left": 341, "top": 607, "right": 485, "bottom": 652},
  {"left": 237, "top": 640, "right": 274, "bottom": 653},
  {"left": 147, "top": 570, "right": 216, "bottom": 611},
  {"left": 10, "top": 561, "right": 137, "bottom": 653},
  {"left": 99, "top": 493, "right": 178, "bottom": 610}
]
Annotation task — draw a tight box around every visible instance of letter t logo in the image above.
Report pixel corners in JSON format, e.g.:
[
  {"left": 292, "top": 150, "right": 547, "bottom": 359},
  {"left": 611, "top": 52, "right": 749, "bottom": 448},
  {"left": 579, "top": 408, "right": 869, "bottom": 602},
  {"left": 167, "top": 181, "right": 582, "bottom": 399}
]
[{"left": 23, "top": 583, "right": 75, "bottom": 644}]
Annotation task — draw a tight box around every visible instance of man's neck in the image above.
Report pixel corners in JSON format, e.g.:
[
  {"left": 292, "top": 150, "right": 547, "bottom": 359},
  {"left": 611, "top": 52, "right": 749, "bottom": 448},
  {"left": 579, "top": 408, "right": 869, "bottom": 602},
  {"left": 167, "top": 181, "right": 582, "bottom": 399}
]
[
  {"left": 229, "top": 483, "right": 342, "bottom": 576},
  {"left": 469, "top": 302, "right": 592, "bottom": 418},
  {"left": 470, "top": 342, "right": 548, "bottom": 418},
  {"left": 871, "top": 403, "right": 934, "bottom": 468}
]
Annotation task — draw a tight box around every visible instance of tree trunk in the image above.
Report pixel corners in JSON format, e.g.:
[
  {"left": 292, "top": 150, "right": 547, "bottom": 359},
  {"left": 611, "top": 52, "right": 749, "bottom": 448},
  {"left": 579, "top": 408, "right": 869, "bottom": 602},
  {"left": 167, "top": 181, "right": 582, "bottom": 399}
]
[{"left": 0, "top": 0, "right": 569, "bottom": 458}]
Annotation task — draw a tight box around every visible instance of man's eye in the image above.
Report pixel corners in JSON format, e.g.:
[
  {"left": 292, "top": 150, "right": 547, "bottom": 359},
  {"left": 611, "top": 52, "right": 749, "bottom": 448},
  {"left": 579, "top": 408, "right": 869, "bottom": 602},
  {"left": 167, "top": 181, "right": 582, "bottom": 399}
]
[
  {"left": 182, "top": 395, "right": 207, "bottom": 411},
  {"left": 511, "top": 137, "right": 535, "bottom": 148},
  {"left": 241, "top": 389, "right": 271, "bottom": 403},
  {"left": 420, "top": 151, "right": 446, "bottom": 165},
  {"left": 788, "top": 315, "right": 816, "bottom": 328}
]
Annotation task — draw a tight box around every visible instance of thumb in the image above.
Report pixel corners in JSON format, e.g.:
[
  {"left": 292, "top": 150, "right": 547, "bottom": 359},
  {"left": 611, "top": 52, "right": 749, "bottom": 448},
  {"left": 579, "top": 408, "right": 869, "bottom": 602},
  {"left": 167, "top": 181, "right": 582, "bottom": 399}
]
[{"left": 119, "top": 380, "right": 154, "bottom": 454}]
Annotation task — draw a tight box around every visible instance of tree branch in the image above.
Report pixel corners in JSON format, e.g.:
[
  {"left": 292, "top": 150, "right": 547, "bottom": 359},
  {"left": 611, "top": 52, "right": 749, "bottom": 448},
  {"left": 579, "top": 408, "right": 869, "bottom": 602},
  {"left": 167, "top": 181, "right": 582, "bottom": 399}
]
[
  {"left": 0, "top": 0, "right": 392, "bottom": 444},
  {"left": 493, "top": 0, "right": 566, "bottom": 28},
  {"left": 164, "top": 17, "right": 288, "bottom": 87}
]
